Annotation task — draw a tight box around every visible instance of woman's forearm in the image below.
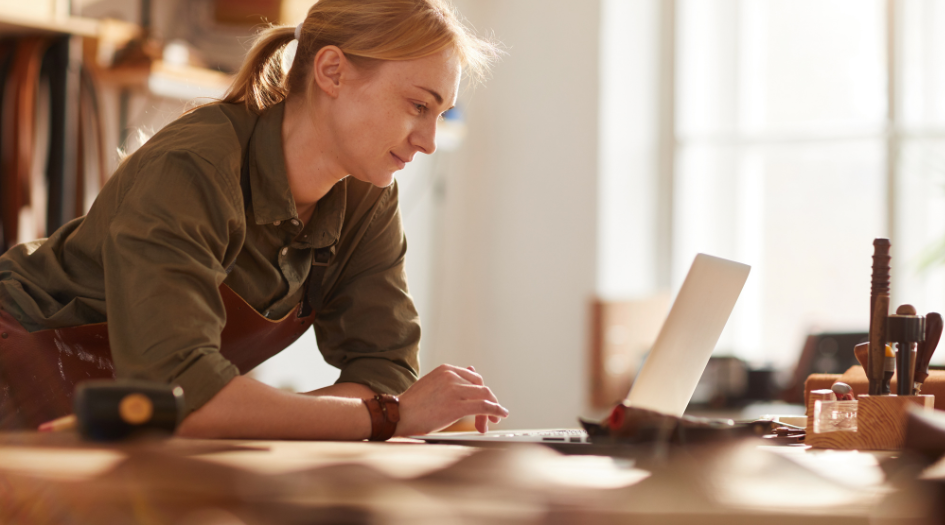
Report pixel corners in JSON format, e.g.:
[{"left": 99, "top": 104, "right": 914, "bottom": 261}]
[
  {"left": 177, "top": 375, "right": 371, "bottom": 440},
  {"left": 177, "top": 364, "right": 509, "bottom": 440},
  {"left": 304, "top": 382, "right": 377, "bottom": 398}
]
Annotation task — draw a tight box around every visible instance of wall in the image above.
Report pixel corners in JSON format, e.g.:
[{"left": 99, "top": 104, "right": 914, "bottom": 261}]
[
  {"left": 422, "top": 0, "right": 602, "bottom": 428},
  {"left": 597, "top": 0, "right": 661, "bottom": 300}
]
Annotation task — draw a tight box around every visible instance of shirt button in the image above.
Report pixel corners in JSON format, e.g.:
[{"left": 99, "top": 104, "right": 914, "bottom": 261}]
[
  {"left": 281, "top": 248, "right": 288, "bottom": 256},
  {"left": 291, "top": 219, "right": 300, "bottom": 227},
  {"left": 273, "top": 220, "right": 281, "bottom": 226}
]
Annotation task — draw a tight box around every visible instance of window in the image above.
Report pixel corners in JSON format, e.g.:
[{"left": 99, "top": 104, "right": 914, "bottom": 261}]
[{"left": 599, "top": 0, "right": 945, "bottom": 368}]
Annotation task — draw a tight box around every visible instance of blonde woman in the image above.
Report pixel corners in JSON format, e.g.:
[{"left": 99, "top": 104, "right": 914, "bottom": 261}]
[{"left": 0, "top": 0, "right": 508, "bottom": 440}]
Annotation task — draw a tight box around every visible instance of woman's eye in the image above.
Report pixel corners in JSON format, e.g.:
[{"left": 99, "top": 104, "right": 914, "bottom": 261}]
[{"left": 414, "top": 103, "right": 427, "bottom": 115}]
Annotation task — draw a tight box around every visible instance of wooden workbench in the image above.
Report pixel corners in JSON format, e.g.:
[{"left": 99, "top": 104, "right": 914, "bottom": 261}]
[{"left": 0, "top": 432, "right": 932, "bottom": 524}]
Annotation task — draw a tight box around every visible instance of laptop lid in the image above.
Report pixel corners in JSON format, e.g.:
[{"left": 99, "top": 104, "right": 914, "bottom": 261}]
[{"left": 623, "top": 253, "right": 750, "bottom": 417}]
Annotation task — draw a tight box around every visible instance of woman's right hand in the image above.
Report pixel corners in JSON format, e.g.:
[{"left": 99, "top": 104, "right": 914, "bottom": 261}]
[{"left": 395, "top": 364, "right": 509, "bottom": 437}]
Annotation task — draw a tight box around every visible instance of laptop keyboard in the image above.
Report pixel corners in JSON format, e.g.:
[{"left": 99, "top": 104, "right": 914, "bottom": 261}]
[{"left": 518, "top": 429, "right": 588, "bottom": 442}]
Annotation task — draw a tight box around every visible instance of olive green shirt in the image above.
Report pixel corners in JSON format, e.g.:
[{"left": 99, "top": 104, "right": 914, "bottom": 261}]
[{"left": 0, "top": 102, "right": 421, "bottom": 415}]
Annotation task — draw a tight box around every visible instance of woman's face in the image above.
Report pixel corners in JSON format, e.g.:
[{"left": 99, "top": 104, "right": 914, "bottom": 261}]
[{"left": 330, "top": 49, "right": 461, "bottom": 188}]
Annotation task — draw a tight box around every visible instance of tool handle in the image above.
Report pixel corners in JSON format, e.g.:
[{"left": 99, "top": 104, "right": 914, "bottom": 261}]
[
  {"left": 896, "top": 343, "right": 916, "bottom": 396},
  {"left": 854, "top": 342, "right": 868, "bottom": 369},
  {"left": 871, "top": 239, "right": 891, "bottom": 295},
  {"left": 916, "top": 312, "right": 943, "bottom": 386},
  {"left": 868, "top": 239, "right": 891, "bottom": 396},
  {"left": 868, "top": 294, "right": 889, "bottom": 395}
]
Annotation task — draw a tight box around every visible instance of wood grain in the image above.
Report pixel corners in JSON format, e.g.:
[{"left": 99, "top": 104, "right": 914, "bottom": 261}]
[{"left": 807, "top": 395, "right": 934, "bottom": 450}]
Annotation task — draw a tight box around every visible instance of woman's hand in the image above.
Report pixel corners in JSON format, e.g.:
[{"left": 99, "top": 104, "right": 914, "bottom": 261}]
[{"left": 395, "top": 364, "right": 509, "bottom": 437}]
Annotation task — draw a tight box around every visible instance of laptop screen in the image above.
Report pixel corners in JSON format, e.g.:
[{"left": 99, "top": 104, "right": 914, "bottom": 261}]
[{"left": 623, "top": 254, "right": 750, "bottom": 417}]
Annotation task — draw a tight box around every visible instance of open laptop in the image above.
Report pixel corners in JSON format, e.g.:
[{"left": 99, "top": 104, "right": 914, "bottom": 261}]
[{"left": 418, "top": 253, "right": 751, "bottom": 445}]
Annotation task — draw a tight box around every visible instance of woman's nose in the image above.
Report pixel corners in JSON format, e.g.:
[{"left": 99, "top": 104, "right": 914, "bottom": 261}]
[{"left": 411, "top": 120, "right": 438, "bottom": 156}]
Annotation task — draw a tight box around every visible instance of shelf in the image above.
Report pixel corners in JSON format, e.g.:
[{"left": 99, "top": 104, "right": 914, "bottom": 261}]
[
  {"left": 0, "top": 9, "right": 231, "bottom": 100},
  {"left": 94, "top": 60, "right": 232, "bottom": 100},
  {"left": 148, "top": 60, "right": 232, "bottom": 100},
  {"left": 0, "top": 11, "right": 99, "bottom": 37}
]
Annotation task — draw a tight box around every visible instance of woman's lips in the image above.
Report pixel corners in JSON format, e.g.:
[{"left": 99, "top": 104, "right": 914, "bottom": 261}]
[{"left": 390, "top": 152, "right": 406, "bottom": 169}]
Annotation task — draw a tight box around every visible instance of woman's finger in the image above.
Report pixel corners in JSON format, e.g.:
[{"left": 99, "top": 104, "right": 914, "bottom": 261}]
[
  {"left": 476, "top": 414, "right": 488, "bottom": 433},
  {"left": 466, "top": 399, "right": 509, "bottom": 418},
  {"left": 488, "top": 415, "right": 500, "bottom": 424},
  {"left": 446, "top": 365, "right": 484, "bottom": 386},
  {"left": 452, "top": 384, "right": 499, "bottom": 403}
]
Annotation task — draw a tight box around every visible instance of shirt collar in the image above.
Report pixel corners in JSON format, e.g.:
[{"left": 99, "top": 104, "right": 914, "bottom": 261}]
[
  {"left": 248, "top": 102, "right": 347, "bottom": 249},
  {"left": 248, "top": 102, "right": 297, "bottom": 225}
]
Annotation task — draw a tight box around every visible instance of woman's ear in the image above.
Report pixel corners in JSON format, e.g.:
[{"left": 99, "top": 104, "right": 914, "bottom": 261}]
[{"left": 312, "top": 45, "right": 346, "bottom": 98}]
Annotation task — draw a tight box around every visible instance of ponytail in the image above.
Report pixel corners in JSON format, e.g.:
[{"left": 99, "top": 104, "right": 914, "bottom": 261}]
[
  {"left": 220, "top": 25, "right": 296, "bottom": 113},
  {"left": 217, "top": 0, "right": 499, "bottom": 115}
]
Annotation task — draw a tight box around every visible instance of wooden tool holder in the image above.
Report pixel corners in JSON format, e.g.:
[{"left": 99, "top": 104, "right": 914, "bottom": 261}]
[
  {"left": 809, "top": 237, "right": 942, "bottom": 450},
  {"left": 806, "top": 394, "right": 934, "bottom": 450}
]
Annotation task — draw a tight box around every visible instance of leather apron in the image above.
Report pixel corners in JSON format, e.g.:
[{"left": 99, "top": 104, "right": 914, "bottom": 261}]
[{"left": 0, "top": 285, "right": 316, "bottom": 430}]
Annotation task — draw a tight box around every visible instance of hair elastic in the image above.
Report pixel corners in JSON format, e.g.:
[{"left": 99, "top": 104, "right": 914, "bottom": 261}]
[{"left": 295, "top": 22, "right": 303, "bottom": 40}]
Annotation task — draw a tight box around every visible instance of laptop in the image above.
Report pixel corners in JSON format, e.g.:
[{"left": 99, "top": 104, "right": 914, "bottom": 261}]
[{"left": 418, "top": 253, "right": 751, "bottom": 445}]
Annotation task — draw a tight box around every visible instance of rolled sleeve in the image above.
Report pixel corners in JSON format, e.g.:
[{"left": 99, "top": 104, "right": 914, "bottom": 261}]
[
  {"left": 314, "top": 183, "right": 421, "bottom": 395},
  {"left": 170, "top": 348, "right": 240, "bottom": 414},
  {"left": 103, "top": 150, "right": 244, "bottom": 415}
]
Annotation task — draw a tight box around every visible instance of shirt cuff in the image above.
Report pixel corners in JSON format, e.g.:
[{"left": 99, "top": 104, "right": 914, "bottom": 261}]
[
  {"left": 171, "top": 350, "right": 241, "bottom": 416},
  {"left": 336, "top": 357, "right": 418, "bottom": 395}
]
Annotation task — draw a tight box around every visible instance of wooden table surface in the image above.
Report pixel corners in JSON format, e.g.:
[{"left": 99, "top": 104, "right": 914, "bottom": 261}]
[{"left": 0, "top": 431, "right": 933, "bottom": 525}]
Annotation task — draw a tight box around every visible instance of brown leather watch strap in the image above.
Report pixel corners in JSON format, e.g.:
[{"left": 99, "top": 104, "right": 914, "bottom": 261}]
[{"left": 363, "top": 394, "right": 400, "bottom": 441}]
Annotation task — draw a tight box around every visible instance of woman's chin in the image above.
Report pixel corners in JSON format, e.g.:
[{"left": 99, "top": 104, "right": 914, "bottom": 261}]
[{"left": 351, "top": 171, "right": 396, "bottom": 188}]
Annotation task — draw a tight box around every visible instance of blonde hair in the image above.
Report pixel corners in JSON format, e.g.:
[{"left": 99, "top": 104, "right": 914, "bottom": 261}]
[{"left": 222, "top": 0, "right": 499, "bottom": 113}]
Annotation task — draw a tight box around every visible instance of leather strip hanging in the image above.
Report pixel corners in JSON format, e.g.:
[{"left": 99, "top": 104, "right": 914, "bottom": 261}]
[
  {"left": 1, "top": 38, "right": 50, "bottom": 251},
  {"left": 0, "top": 40, "right": 14, "bottom": 253}
]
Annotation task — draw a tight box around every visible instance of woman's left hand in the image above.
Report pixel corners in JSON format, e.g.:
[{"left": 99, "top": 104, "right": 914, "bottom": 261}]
[{"left": 395, "top": 363, "right": 509, "bottom": 436}]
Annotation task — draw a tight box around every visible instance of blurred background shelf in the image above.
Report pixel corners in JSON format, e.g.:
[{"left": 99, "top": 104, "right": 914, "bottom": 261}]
[
  {"left": 92, "top": 60, "right": 232, "bottom": 100},
  {"left": 0, "top": 7, "right": 99, "bottom": 36}
]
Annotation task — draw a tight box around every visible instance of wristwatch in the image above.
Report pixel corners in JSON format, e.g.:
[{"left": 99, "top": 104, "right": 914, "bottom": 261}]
[{"left": 363, "top": 394, "right": 400, "bottom": 441}]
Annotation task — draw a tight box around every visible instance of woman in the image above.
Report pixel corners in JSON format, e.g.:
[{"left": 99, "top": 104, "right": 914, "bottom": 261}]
[{"left": 0, "top": 0, "right": 508, "bottom": 440}]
